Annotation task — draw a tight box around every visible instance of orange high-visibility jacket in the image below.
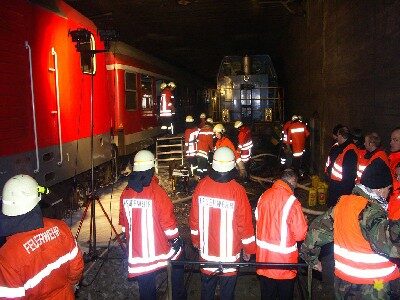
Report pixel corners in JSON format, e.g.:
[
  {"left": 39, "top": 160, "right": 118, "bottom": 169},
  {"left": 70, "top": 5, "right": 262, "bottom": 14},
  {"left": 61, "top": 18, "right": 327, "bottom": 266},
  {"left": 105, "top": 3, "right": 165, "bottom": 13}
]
[
  {"left": 189, "top": 176, "right": 256, "bottom": 276},
  {"left": 119, "top": 177, "right": 180, "bottom": 277},
  {"left": 356, "top": 149, "right": 389, "bottom": 183},
  {"left": 389, "top": 151, "right": 400, "bottom": 191},
  {"left": 333, "top": 195, "right": 399, "bottom": 284},
  {"left": 160, "top": 87, "right": 174, "bottom": 117},
  {"left": 184, "top": 127, "right": 199, "bottom": 157},
  {"left": 388, "top": 189, "right": 400, "bottom": 220},
  {"left": 215, "top": 136, "right": 240, "bottom": 162},
  {"left": 330, "top": 143, "right": 358, "bottom": 181},
  {"left": 287, "top": 121, "right": 310, "bottom": 157},
  {"left": 255, "top": 180, "right": 307, "bottom": 279},
  {"left": 237, "top": 126, "right": 253, "bottom": 163},
  {"left": 196, "top": 125, "right": 214, "bottom": 159},
  {"left": 0, "top": 218, "right": 84, "bottom": 299}
]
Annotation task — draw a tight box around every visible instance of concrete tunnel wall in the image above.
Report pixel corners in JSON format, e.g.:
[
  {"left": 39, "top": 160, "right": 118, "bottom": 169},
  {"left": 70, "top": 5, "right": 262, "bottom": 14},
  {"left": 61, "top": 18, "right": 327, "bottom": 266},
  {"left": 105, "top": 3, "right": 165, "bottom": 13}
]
[{"left": 276, "top": 0, "right": 400, "bottom": 174}]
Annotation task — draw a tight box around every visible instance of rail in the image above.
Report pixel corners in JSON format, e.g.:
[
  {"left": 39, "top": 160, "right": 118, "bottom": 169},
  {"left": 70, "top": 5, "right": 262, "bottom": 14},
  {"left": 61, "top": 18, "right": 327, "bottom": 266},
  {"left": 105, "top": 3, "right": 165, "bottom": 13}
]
[
  {"left": 167, "top": 260, "right": 313, "bottom": 300},
  {"left": 50, "top": 47, "right": 63, "bottom": 165},
  {"left": 25, "top": 41, "right": 40, "bottom": 173}
]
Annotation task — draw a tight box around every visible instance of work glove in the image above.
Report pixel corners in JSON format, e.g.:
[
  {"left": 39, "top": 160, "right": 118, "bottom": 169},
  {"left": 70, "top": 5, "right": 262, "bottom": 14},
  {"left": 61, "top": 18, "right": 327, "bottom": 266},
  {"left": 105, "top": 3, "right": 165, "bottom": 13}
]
[{"left": 169, "top": 236, "right": 183, "bottom": 252}]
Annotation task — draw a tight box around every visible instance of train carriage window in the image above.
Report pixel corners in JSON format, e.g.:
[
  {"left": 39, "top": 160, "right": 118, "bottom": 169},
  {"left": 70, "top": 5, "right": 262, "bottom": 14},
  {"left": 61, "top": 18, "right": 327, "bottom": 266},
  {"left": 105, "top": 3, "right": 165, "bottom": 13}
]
[
  {"left": 80, "top": 34, "right": 96, "bottom": 75},
  {"left": 140, "top": 74, "right": 153, "bottom": 111},
  {"left": 125, "top": 72, "right": 137, "bottom": 110}
]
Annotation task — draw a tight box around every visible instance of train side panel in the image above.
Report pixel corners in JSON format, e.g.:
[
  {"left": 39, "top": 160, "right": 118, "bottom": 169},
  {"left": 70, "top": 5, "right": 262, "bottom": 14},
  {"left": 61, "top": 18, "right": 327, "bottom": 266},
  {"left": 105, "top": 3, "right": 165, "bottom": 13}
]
[{"left": 0, "top": 0, "right": 112, "bottom": 187}]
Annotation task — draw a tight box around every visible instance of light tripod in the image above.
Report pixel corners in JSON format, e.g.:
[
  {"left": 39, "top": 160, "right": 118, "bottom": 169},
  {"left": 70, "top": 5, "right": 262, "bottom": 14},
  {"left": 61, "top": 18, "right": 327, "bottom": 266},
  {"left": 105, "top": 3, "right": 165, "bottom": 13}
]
[{"left": 70, "top": 29, "right": 125, "bottom": 257}]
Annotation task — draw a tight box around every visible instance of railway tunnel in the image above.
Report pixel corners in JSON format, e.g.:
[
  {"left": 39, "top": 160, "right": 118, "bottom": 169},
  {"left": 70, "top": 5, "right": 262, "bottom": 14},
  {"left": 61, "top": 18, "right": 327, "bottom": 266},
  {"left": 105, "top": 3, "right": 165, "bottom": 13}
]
[{"left": 1, "top": 1, "right": 400, "bottom": 299}]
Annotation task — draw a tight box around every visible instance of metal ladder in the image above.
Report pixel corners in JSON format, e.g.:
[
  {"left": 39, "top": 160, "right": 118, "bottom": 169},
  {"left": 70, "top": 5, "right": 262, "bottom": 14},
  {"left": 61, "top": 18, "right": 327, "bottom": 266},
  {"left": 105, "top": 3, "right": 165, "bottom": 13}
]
[{"left": 155, "top": 135, "right": 184, "bottom": 173}]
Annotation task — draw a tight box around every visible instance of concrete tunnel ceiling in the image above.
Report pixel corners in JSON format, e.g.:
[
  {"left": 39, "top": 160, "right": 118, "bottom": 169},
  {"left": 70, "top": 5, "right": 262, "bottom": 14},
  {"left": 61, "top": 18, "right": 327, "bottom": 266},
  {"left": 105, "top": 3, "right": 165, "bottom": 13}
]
[{"left": 65, "top": 0, "right": 305, "bottom": 84}]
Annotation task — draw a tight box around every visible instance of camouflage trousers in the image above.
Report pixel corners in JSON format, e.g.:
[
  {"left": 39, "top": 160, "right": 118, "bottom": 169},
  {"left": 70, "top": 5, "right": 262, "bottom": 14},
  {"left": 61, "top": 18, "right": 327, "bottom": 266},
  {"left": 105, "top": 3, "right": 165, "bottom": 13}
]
[{"left": 334, "top": 276, "right": 393, "bottom": 300}]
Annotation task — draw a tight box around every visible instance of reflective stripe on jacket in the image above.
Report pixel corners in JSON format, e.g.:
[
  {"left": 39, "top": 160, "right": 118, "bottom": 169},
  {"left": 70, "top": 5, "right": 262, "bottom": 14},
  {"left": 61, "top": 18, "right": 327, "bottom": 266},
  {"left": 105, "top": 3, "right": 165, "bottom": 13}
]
[
  {"left": 189, "top": 176, "right": 256, "bottom": 275},
  {"left": 255, "top": 180, "right": 307, "bottom": 279},
  {"left": 196, "top": 125, "right": 214, "bottom": 158},
  {"left": 237, "top": 126, "right": 253, "bottom": 162},
  {"left": 0, "top": 218, "right": 84, "bottom": 299},
  {"left": 356, "top": 149, "right": 389, "bottom": 183},
  {"left": 184, "top": 127, "right": 199, "bottom": 157},
  {"left": 160, "top": 88, "right": 174, "bottom": 116},
  {"left": 333, "top": 195, "right": 399, "bottom": 284},
  {"left": 287, "top": 121, "right": 310, "bottom": 157},
  {"left": 119, "top": 177, "right": 180, "bottom": 277},
  {"left": 331, "top": 143, "right": 358, "bottom": 181}
]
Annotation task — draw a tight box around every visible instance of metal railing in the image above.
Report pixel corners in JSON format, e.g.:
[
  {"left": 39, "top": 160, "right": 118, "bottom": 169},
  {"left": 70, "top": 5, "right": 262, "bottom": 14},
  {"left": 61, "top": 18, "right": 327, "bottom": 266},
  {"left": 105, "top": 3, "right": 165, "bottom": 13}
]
[{"left": 167, "top": 260, "right": 312, "bottom": 300}]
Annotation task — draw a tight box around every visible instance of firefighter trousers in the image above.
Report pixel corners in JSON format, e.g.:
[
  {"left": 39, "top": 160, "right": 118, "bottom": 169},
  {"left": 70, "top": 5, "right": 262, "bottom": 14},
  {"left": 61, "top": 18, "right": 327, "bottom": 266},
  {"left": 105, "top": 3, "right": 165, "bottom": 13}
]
[{"left": 200, "top": 274, "right": 237, "bottom": 300}]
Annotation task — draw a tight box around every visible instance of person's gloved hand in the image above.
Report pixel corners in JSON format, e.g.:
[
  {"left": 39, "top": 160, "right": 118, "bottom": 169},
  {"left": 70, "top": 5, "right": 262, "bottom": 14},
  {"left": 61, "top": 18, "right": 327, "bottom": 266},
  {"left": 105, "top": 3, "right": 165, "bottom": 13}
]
[{"left": 169, "top": 236, "right": 183, "bottom": 252}]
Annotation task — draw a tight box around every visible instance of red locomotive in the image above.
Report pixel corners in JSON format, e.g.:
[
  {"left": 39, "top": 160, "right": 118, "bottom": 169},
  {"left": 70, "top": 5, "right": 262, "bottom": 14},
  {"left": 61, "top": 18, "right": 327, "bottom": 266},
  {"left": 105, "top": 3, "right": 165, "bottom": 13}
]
[{"left": 0, "top": 0, "right": 204, "bottom": 197}]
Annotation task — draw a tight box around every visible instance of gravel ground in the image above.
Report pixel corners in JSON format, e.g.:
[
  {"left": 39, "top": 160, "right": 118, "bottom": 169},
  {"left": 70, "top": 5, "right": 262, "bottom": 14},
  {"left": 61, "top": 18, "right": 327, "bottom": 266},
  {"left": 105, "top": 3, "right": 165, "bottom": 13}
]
[{"left": 74, "top": 166, "right": 333, "bottom": 300}]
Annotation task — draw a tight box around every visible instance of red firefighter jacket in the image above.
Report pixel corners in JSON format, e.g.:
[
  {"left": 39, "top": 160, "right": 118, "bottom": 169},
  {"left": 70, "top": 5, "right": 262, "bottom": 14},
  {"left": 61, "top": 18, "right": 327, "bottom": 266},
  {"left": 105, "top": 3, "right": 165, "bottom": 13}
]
[
  {"left": 119, "top": 177, "right": 180, "bottom": 277},
  {"left": 287, "top": 121, "right": 310, "bottom": 157},
  {"left": 255, "top": 180, "right": 307, "bottom": 279},
  {"left": 389, "top": 151, "right": 400, "bottom": 191},
  {"left": 333, "top": 195, "right": 399, "bottom": 284},
  {"left": 215, "top": 136, "right": 240, "bottom": 162},
  {"left": 189, "top": 176, "right": 256, "bottom": 275},
  {"left": 282, "top": 121, "right": 292, "bottom": 144},
  {"left": 196, "top": 125, "right": 214, "bottom": 159},
  {"left": 237, "top": 126, "right": 253, "bottom": 163},
  {"left": 160, "top": 87, "right": 174, "bottom": 117},
  {"left": 356, "top": 149, "right": 389, "bottom": 183},
  {"left": 184, "top": 127, "right": 199, "bottom": 157},
  {"left": 388, "top": 189, "right": 400, "bottom": 220},
  {"left": 0, "top": 218, "right": 83, "bottom": 299}
]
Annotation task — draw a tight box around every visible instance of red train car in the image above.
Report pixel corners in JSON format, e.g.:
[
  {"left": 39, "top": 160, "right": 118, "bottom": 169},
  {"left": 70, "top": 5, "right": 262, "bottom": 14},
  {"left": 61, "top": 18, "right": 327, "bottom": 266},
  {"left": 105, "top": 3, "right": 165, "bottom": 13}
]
[
  {"left": 0, "top": 0, "right": 112, "bottom": 188},
  {"left": 0, "top": 1, "right": 206, "bottom": 190}
]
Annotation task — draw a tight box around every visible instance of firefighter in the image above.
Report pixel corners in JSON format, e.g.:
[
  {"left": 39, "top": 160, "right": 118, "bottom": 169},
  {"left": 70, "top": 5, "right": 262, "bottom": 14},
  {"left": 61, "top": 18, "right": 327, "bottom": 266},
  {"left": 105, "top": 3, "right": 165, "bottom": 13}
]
[
  {"left": 160, "top": 82, "right": 176, "bottom": 134},
  {"left": 327, "top": 126, "right": 358, "bottom": 207},
  {"left": 255, "top": 168, "right": 307, "bottom": 300},
  {"left": 356, "top": 132, "right": 389, "bottom": 183},
  {"left": 234, "top": 120, "right": 253, "bottom": 168},
  {"left": 189, "top": 147, "right": 256, "bottom": 300},
  {"left": 196, "top": 117, "right": 214, "bottom": 178},
  {"left": 389, "top": 127, "right": 400, "bottom": 186},
  {"left": 184, "top": 115, "right": 199, "bottom": 176},
  {"left": 0, "top": 174, "right": 84, "bottom": 299},
  {"left": 388, "top": 163, "right": 400, "bottom": 220},
  {"left": 213, "top": 123, "right": 247, "bottom": 178},
  {"left": 119, "top": 150, "right": 186, "bottom": 300},
  {"left": 199, "top": 113, "right": 207, "bottom": 129},
  {"left": 286, "top": 115, "right": 310, "bottom": 174},
  {"left": 324, "top": 124, "right": 346, "bottom": 179},
  {"left": 280, "top": 115, "right": 296, "bottom": 166},
  {"left": 300, "top": 162, "right": 400, "bottom": 299}
]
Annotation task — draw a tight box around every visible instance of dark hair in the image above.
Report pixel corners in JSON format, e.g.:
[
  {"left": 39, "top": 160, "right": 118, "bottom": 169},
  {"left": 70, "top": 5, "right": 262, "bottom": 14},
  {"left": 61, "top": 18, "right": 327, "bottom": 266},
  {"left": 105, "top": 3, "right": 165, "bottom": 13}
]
[
  {"left": 333, "top": 124, "right": 344, "bottom": 135},
  {"left": 338, "top": 127, "right": 350, "bottom": 139},
  {"left": 282, "top": 168, "right": 298, "bottom": 181},
  {"left": 365, "top": 132, "right": 381, "bottom": 147}
]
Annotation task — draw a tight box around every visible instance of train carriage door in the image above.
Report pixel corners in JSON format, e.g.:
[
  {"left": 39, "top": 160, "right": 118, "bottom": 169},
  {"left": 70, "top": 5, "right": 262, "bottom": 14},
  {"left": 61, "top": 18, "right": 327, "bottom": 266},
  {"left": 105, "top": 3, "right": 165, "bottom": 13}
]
[{"left": 240, "top": 83, "right": 254, "bottom": 124}]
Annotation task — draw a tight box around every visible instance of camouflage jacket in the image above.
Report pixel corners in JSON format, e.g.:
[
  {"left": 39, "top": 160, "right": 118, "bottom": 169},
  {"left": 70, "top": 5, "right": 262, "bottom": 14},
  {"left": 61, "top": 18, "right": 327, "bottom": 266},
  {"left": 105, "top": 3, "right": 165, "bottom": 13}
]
[{"left": 300, "top": 184, "right": 400, "bottom": 267}]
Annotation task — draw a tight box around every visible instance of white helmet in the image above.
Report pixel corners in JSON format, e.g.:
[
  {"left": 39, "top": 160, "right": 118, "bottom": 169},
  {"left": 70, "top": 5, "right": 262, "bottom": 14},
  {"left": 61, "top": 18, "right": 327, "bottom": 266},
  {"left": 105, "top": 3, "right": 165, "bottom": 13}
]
[
  {"left": 291, "top": 115, "right": 299, "bottom": 121},
  {"left": 206, "top": 118, "right": 213, "bottom": 124},
  {"left": 212, "top": 147, "right": 235, "bottom": 172},
  {"left": 2, "top": 174, "right": 41, "bottom": 217},
  {"left": 185, "top": 115, "right": 194, "bottom": 123},
  {"left": 213, "top": 124, "right": 225, "bottom": 134},
  {"left": 234, "top": 120, "right": 243, "bottom": 129},
  {"left": 200, "top": 113, "right": 206, "bottom": 119},
  {"left": 168, "top": 82, "right": 176, "bottom": 90},
  {"left": 160, "top": 82, "right": 167, "bottom": 90},
  {"left": 133, "top": 150, "right": 155, "bottom": 172}
]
